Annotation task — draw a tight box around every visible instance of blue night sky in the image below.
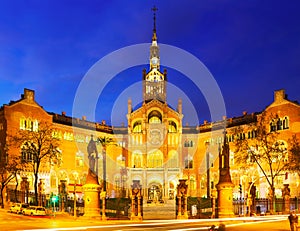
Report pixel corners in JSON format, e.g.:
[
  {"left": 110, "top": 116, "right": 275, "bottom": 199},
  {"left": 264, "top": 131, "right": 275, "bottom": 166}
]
[{"left": 1, "top": 0, "right": 300, "bottom": 126}]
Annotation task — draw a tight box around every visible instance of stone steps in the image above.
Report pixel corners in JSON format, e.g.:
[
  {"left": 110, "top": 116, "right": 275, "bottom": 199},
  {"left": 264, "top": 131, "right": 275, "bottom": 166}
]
[{"left": 142, "top": 200, "right": 176, "bottom": 220}]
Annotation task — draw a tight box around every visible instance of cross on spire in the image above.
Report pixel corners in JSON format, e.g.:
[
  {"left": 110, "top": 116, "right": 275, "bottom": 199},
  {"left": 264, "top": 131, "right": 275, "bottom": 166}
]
[{"left": 151, "top": 6, "right": 158, "bottom": 32}]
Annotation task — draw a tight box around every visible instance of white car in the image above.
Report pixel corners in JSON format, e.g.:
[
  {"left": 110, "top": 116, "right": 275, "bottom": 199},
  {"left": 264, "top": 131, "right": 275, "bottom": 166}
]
[
  {"left": 9, "top": 203, "right": 29, "bottom": 214},
  {"left": 23, "top": 206, "right": 46, "bottom": 216}
]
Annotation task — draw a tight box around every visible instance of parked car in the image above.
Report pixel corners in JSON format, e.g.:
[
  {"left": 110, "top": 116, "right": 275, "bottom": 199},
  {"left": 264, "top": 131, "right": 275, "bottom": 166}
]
[
  {"left": 23, "top": 206, "right": 46, "bottom": 216},
  {"left": 9, "top": 203, "right": 29, "bottom": 214}
]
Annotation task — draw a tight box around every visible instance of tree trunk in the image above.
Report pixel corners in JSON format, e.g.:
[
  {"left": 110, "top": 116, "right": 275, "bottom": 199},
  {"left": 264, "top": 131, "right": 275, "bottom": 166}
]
[
  {"left": 34, "top": 173, "right": 38, "bottom": 206},
  {"left": 14, "top": 178, "right": 18, "bottom": 203},
  {"left": 0, "top": 185, "right": 4, "bottom": 208}
]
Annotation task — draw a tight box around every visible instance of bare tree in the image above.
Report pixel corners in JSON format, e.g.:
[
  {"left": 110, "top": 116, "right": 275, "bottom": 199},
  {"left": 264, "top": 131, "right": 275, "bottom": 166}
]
[
  {"left": 0, "top": 145, "right": 24, "bottom": 208},
  {"left": 289, "top": 135, "right": 300, "bottom": 173},
  {"left": 10, "top": 122, "right": 60, "bottom": 205},
  {"left": 234, "top": 112, "right": 291, "bottom": 214}
]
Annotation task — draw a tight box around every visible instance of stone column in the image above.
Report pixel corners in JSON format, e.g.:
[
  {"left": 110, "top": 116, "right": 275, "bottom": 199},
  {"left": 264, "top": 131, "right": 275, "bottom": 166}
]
[
  {"left": 216, "top": 182, "right": 235, "bottom": 218},
  {"left": 176, "top": 179, "right": 188, "bottom": 219},
  {"left": 38, "top": 179, "right": 45, "bottom": 206},
  {"left": 282, "top": 184, "right": 291, "bottom": 213},
  {"left": 211, "top": 188, "right": 217, "bottom": 218},
  {"left": 59, "top": 180, "right": 67, "bottom": 211},
  {"left": 100, "top": 191, "right": 107, "bottom": 220},
  {"left": 21, "top": 177, "right": 29, "bottom": 204},
  {"left": 130, "top": 180, "right": 143, "bottom": 221},
  {"left": 83, "top": 169, "right": 101, "bottom": 219}
]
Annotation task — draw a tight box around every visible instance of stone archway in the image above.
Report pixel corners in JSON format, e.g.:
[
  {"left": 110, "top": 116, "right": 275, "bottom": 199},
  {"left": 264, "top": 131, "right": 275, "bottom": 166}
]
[
  {"left": 147, "top": 182, "right": 163, "bottom": 203},
  {"left": 143, "top": 180, "right": 176, "bottom": 220}
]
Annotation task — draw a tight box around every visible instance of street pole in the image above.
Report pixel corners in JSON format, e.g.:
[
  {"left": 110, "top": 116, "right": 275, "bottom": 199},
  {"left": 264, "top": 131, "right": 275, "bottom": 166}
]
[
  {"left": 103, "top": 149, "right": 106, "bottom": 192},
  {"left": 205, "top": 142, "right": 210, "bottom": 199},
  {"left": 102, "top": 148, "right": 107, "bottom": 220},
  {"left": 74, "top": 182, "right": 76, "bottom": 218}
]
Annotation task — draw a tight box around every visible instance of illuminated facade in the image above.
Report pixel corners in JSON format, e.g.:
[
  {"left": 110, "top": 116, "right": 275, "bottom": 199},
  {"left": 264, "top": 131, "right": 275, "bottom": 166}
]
[{"left": 1, "top": 13, "right": 300, "bottom": 208}]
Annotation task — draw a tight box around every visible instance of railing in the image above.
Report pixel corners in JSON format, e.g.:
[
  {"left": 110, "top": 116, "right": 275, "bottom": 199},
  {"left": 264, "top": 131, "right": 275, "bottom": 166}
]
[{"left": 233, "top": 197, "right": 300, "bottom": 215}]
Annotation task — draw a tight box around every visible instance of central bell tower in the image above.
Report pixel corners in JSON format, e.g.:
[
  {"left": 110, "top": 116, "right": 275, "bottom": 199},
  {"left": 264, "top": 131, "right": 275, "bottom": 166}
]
[{"left": 143, "top": 6, "right": 167, "bottom": 103}]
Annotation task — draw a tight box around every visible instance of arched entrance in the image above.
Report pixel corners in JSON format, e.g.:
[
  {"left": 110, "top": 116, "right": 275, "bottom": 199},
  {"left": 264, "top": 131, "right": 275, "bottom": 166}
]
[
  {"left": 147, "top": 183, "right": 163, "bottom": 203},
  {"left": 143, "top": 181, "right": 176, "bottom": 220}
]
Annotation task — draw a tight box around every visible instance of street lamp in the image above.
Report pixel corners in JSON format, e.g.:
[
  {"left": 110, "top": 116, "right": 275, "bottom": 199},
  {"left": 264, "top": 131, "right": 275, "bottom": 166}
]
[{"left": 205, "top": 141, "right": 210, "bottom": 198}]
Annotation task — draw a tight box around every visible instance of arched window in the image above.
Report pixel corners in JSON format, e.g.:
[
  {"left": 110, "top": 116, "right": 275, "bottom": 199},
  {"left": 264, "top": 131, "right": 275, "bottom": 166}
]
[
  {"left": 147, "top": 150, "right": 163, "bottom": 168},
  {"left": 283, "top": 116, "right": 289, "bottom": 129},
  {"left": 132, "top": 151, "right": 142, "bottom": 168},
  {"left": 168, "top": 121, "right": 177, "bottom": 133},
  {"left": 277, "top": 118, "right": 283, "bottom": 130},
  {"left": 184, "top": 140, "right": 194, "bottom": 147},
  {"left": 167, "top": 150, "right": 178, "bottom": 168},
  {"left": 148, "top": 110, "right": 162, "bottom": 124},
  {"left": 75, "top": 151, "right": 84, "bottom": 168},
  {"left": 20, "top": 117, "right": 39, "bottom": 131},
  {"left": 21, "top": 141, "right": 35, "bottom": 162},
  {"left": 184, "top": 155, "right": 193, "bottom": 169},
  {"left": 270, "top": 120, "right": 276, "bottom": 132},
  {"left": 190, "top": 175, "right": 196, "bottom": 190},
  {"left": 133, "top": 121, "right": 142, "bottom": 133},
  {"left": 272, "top": 140, "right": 288, "bottom": 162}
]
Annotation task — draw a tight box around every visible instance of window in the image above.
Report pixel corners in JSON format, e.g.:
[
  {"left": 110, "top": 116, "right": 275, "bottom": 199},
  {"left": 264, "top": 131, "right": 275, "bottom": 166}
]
[
  {"left": 277, "top": 119, "right": 283, "bottom": 130},
  {"left": 115, "top": 175, "right": 121, "bottom": 192},
  {"left": 167, "top": 150, "right": 178, "bottom": 168},
  {"left": 75, "top": 151, "right": 84, "bottom": 167},
  {"left": 51, "top": 148, "right": 62, "bottom": 167},
  {"left": 270, "top": 120, "right": 277, "bottom": 132},
  {"left": 21, "top": 142, "right": 35, "bottom": 162},
  {"left": 283, "top": 117, "right": 289, "bottom": 129},
  {"left": 75, "top": 134, "right": 85, "bottom": 143},
  {"left": 168, "top": 121, "right": 177, "bottom": 133},
  {"left": 184, "top": 140, "right": 194, "bottom": 147},
  {"left": 149, "top": 116, "right": 161, "bottom": 124},
  {"left": 147, "top": 150, "right": 163, "bottom": 168},
  {"left": 227, "top": 135, "right": 234, "bottom": 142},
  {"left": 133, "top": 121, "right": 142, "bottom": 133},
  {"left": 230, "top": 151, "right": 234, "bottom": 166},
  {"left": 190, "top": 176, "right": 196, "bottom": 190},
  {"left": 50, "top": 174, "right": 57, "bottom": 188},
  {"left": 20, "top": 118, "right": 39, "bottom": 131},
  {"left": 272, "top": 141, "right": 288, "bottom": 162},
  {"left": 237, "top": 133, "right": 245, "bottom": 140},
  {"left": 64, "top": 132, "right": 74, "bottom": 141},
  {"left": 132, "top": 151, "right": 142, "bottom": 168},
  {"left": 270, "top": 117, "right": 289, "bottom": 132},
  {"left": 184, "top": 155, "right": 193, "bottom": 169},
  {"left": 52, "top": 130, "right": 62, "bottom": 139},
  {"left": 148, "top": 110, "right": 162, "bottom": 124}
]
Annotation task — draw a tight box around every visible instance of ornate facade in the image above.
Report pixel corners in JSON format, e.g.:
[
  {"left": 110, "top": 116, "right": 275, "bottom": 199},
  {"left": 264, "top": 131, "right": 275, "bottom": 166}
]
[{"left": 1, "top": 14, "right": 300, "bottom": 208}]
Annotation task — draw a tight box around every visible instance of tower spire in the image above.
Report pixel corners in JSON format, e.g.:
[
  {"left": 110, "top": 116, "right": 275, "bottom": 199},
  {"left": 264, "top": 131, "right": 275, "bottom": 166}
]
[{"left": 151, "top": 6, "right": 158, "bottom": 41}]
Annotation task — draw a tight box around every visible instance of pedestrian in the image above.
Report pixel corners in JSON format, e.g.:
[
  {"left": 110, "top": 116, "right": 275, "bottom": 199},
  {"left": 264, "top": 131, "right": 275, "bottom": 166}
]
[{"left": 288, "top": 210, "right": 298, "bottom": 231}]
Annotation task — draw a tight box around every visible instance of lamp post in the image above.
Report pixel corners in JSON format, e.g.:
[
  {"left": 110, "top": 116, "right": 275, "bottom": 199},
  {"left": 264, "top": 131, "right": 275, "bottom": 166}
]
[
  {"left": 101, "top": 148, "right": 107, "bottom": 220},
  {"left": 73, "top": 178, "right": 77, "bottom": 218},
  {"left": 205, "top": 142, "right": 210, "bottom": 199},
  {"left": 102, "top": 149, "right": 106, "bottom": 192}
]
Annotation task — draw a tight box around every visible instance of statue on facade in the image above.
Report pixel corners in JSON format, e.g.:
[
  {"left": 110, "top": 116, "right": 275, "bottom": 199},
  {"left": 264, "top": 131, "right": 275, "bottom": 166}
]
[{"left": 87, "top": 135, "right": 98, "bottom": 174}]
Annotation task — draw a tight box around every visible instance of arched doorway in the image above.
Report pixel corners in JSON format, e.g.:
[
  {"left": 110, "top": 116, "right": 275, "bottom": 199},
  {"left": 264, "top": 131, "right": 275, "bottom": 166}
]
[
  {"left": 147, "top": 183, "right": 163, "bottom": 203},
  {"left": 143, "top": 181, "right": 176, "bottom": 220}
]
